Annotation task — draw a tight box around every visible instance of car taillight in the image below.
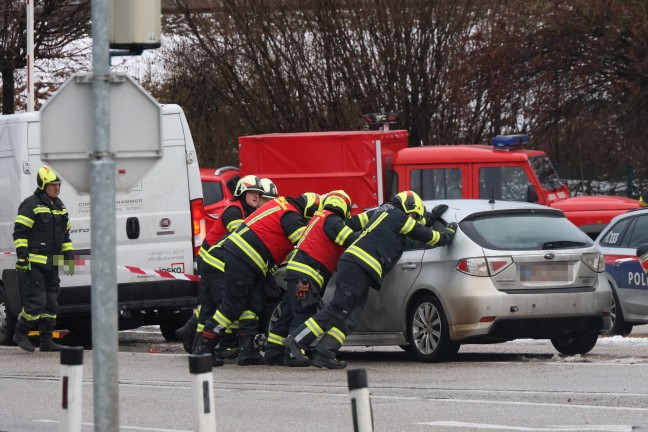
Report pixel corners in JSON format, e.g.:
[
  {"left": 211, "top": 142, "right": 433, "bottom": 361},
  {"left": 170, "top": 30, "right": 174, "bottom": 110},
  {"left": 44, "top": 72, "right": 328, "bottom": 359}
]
[
  {"left": 190, "top": 198, "right": 206, "bottom": 257},
  {"left": 581, "top": 252, "right": 605, "bottom": 273},
  {"left": 456, "top": 257, "right": 513, "bottom": 277}
]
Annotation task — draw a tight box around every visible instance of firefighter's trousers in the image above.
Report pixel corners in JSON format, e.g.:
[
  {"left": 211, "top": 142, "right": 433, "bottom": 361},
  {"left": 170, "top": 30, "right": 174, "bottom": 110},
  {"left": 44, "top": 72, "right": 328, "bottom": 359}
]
[
  {"left": 205, "top": 249, "right": 264, "bottom": 337},
  {"left": 21, "top": 266, "right": 60, "bottom": 322}
]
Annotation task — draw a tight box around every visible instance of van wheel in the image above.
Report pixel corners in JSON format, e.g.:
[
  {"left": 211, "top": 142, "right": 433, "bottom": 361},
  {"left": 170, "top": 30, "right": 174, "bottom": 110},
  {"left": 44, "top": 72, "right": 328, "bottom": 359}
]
[
  {"left": 606, "top": 287, "right": 633, "bottom": 336},
  {"left": 406, "top": 294, "right": 459, "bottom": 362},
  {"left": 159, "top": 309, "right": 193, "bottom": 342},
  {"left": 0, "top": 286, "right": 17, "bottom": 345},
  {"left": 551, "top": 332, "right": 599, "bottom": 355}
]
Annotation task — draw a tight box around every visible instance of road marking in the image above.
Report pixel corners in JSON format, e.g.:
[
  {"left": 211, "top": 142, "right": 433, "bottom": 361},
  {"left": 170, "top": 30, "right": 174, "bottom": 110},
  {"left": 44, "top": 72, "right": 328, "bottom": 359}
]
[
  {"left": 374, "top": 395, "right": 648, "bottom": 412},
  {"left": 35, "top": 419, "right": 190, "bottom": 431},
  {"left": 416, "top": 421, "right": 632, "bottom": 431}
]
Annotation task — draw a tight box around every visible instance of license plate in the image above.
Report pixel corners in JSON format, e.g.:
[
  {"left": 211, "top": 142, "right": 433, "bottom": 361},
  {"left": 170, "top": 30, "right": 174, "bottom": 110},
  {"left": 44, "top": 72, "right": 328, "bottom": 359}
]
[{"left": 520, "top": 262, "right": 571, "bottom": 282}]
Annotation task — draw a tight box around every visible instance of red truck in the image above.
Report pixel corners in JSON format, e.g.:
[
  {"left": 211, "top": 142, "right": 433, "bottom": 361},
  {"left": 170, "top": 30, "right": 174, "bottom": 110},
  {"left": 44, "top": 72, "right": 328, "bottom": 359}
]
[{"left": 237, "top": 131, "right": 641, "bottom": 238}]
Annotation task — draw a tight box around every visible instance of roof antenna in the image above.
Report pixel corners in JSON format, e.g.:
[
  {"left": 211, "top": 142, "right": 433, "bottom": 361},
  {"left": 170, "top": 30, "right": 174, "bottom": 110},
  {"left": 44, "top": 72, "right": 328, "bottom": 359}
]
[{"left": 489, "top": 186, "right": 496, "bottom": 204}]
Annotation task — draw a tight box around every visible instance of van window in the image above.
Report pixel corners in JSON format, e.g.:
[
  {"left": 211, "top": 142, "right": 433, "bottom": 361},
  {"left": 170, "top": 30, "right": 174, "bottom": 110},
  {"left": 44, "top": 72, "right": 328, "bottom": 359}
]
[
  {"left": 411, "top": 168, "right": 462, "bottom": 200},
  {"left": 202, "top": 181, "right": 224, "bottom": 206},
  {"left": 529, "top": 156, "right": 564, "bottom": 190},
  {"left": 479, "top": 166, "right": 530, "bottom": 201}
]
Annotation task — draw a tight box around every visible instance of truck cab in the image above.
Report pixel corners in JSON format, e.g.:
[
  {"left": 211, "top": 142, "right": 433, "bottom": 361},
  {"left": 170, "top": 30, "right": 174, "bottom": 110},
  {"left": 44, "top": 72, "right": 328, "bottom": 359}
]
[{"left": 392, "top": 134, "right": 641, "bottom": 238}]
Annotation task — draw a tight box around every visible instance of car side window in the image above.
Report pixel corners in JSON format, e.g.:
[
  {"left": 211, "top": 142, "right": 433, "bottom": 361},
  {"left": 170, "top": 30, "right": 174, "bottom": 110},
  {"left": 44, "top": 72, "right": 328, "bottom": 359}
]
[
  {"left": 411, "top": 168, "right": 462, "bottom": 200},
  {"left": 600, "top": 218, "right": 632, "bottom": 247},
  {"left": 627, "top": 215, "right": 648, "bottom": 248},
  {"left": 202, "top": 181, "right": 224, "bottom": 206},
  {"left": 226, "top": 175, "right": 240, "bottom": 195},
  {"left": 479, "top": 166, "right": 530, "bottom": 201}
]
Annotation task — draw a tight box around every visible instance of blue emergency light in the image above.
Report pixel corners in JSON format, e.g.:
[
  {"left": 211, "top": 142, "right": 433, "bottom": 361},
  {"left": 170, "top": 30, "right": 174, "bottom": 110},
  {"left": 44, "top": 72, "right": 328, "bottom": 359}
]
[{"left": 492, "top": 134, "right": 529, "bottom": 149}]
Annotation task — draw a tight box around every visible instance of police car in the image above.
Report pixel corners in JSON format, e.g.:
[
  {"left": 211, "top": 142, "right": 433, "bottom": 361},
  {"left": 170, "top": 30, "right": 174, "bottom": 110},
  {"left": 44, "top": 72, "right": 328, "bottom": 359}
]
[{"left": 595, "top": 208, "right": 648, "bottom": 335}]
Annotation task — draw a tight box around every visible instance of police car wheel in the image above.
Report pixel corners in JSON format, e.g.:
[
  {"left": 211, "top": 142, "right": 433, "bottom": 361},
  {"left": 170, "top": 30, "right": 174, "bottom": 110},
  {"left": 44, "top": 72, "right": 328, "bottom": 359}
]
[
  {"left": 606, "top": 286, "right": 633, "bottom": 337},
  {"left": 406, "top": 294, "right": 459, "bottom": 363}
]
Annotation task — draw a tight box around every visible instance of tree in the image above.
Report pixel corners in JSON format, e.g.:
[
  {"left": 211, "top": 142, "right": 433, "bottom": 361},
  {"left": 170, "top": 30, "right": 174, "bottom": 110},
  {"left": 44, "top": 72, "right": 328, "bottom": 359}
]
[{"left": 0, "top": 0, "right": 90, "bottom": 114}]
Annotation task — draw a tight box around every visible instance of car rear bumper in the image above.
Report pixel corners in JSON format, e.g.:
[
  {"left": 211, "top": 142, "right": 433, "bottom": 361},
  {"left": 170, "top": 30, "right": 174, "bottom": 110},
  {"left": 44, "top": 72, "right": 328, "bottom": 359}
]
[{"left": 442, "top": 277, "right": 613, "bottom": 341}]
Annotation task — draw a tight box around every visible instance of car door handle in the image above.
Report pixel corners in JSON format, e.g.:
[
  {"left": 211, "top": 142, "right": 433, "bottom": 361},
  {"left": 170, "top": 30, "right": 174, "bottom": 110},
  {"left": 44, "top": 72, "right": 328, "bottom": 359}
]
[{"left": 401, "top": 263, "right": 417, "bottom": 270}]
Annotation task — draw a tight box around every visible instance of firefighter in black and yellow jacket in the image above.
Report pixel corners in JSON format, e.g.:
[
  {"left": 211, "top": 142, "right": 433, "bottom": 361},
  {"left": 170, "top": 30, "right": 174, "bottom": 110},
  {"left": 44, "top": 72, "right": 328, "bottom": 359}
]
[
  {"left": 12, "top": 166, "right": 74, "bottom": 352},
  {"left": 264, "top": 190, "right": 371, "bottom": 366},
  {"left": 195, "top": 193, "right": 321, "bottom": 366},
  {"left": 176, "top": 175, "right": 265, "bottom": 355},
  {"left": 284, "top": 190, "right": 456, "bottom": 369}
]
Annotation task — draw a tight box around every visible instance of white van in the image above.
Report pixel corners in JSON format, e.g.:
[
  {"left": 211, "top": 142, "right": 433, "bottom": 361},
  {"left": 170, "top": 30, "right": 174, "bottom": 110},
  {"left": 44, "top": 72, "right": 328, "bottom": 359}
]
[{"left": 0, "top": 104, "right": 205, "bottom": 344}]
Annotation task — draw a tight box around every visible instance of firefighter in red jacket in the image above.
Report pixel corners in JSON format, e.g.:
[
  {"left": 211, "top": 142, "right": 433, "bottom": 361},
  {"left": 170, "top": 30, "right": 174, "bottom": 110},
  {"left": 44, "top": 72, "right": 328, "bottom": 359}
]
[
  {"left": 284, "top": 191, "right": 456, "bottom": 369},
  {"left": 12, "top": 166, "right": 74, "bottom": 352},
  {"left": 195, "top": 193, "right": 322, "bottom": 366},
  {"left": 264, "top": 190, "right": 372, "bottom": 366},
  {"left": 176, "top": 175, "right": 265, "bottom": 355}
]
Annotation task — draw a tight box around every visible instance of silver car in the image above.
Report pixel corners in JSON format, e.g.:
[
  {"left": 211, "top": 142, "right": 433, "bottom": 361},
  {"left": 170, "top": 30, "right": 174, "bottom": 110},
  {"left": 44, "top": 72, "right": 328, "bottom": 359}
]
[{"left": 272, "top": 199, "right": 612, "bottom": 362}]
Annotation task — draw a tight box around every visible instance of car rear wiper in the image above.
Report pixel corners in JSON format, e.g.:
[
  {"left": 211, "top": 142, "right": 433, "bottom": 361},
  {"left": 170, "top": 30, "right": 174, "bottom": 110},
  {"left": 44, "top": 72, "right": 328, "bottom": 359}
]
[{"left": 542, "top": 240, "right": 587, "bottom": 249}]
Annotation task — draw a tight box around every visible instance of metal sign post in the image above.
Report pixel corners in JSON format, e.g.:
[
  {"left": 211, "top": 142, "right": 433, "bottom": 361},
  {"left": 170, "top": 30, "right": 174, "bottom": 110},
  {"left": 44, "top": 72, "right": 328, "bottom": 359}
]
[{"left": 91, "top": 0, "right": 119, "bottom": 430}]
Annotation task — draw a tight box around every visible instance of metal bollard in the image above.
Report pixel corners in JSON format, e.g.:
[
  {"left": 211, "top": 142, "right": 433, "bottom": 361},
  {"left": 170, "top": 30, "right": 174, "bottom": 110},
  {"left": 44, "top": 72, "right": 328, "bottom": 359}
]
[
  {"left": 637, "top": 243, "right": 648, "bottom": 274},
  {"left": 347, "top": 368, "right": 374, "bottom": 432},
  {"left": 59, "top": 346, "right": 84, "bottom": 432},
  {"left": 189, "top": 354, "right": 216, "bottom": 431}
]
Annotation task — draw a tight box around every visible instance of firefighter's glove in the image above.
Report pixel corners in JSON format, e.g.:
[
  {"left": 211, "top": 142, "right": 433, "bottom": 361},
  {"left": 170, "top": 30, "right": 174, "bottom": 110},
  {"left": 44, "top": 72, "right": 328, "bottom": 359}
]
[
  {"left": 295, "top": 279, "right": 310, "bottom": 300},
  {"left": 437, "top": 222, "right": 458, "bottom": 247},
  {"left": 296, "top": 279, "right": 319, "bottom": 308},
  {"left": 16, "top": 258, "right": 31, "bottom": 272},
  {"left": 423, "top": 204, "right": 448, "bottom": 227}
]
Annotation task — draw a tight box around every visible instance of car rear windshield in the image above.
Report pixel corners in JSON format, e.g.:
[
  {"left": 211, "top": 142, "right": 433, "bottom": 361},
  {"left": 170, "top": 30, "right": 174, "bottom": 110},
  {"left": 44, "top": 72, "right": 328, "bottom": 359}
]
[{"left": 460, "top": 212, "right": 593, "bottom": 250}]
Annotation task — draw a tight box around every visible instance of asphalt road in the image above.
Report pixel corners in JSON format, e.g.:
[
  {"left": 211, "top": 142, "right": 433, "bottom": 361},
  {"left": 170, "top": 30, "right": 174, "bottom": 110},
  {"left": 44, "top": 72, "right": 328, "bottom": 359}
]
[{"left": 1, "top": 327, "right": 648, "bottom": 431}]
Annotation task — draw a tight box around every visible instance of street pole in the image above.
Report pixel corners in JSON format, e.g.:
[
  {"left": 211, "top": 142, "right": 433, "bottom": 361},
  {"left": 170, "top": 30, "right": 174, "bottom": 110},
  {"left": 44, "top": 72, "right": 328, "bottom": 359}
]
[
  {"left": 26, "top": 0, "right": 34, "bottom": 111},
  {"left": 91, "top": 0, "right": 119, "bottom": 430}
]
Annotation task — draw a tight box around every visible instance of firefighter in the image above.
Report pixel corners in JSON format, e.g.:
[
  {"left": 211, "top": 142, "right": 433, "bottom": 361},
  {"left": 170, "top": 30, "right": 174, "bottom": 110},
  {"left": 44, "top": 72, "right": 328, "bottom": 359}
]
[
  {"left": 194, "top": 193, "right": 321, "bottom": 366},
  {"left": 176, "top": 175, "right": 264, "bottom": 356},
  {"left": 12, "top": 165, "right": 74, "bottom": 352},
  {"left": 284, "top": 191, "right": 456, "bottom": 369},
  {"left": 640, "top": 191, "right": 647, "bottom": 207},
  {"left": 264, "top": 190, "right": 370, "bottom": 366}
]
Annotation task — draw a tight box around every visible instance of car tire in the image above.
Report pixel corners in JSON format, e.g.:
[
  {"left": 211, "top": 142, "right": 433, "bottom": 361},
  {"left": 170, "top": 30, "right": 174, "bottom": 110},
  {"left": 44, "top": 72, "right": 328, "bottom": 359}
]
[
  {"left": 550, "top": 331, "right": 599, "bottom": 355},
  {"left": 406, "top": 294, "right": 459, "bottom": 362},
  {"left": 606, "top": 286, "right": 634, "bottom": 337},
  {"left": 159, "top": 309, "right": 193, "bottom": 342},
  {"left": 0, "top": 286, "right": 17, "bottom": 346}
]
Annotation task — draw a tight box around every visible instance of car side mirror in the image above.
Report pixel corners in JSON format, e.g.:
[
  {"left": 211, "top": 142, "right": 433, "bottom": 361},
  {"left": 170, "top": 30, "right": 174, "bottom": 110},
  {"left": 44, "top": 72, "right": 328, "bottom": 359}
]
[
  {"left": 526, "top": 184, "right": 538, "bottom": 203},
  {"left": 637, "top": 243, "right": 648, "bottom": 274}
]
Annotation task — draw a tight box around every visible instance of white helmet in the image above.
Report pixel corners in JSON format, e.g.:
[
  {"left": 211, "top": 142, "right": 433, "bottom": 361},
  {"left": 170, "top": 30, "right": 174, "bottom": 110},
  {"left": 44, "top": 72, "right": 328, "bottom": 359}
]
[
  {"left": 260, "top": 178, "right": 278, "bottom": 199},
  {"left": 234, "top": 175, "right": 264, "bottom": 197}
]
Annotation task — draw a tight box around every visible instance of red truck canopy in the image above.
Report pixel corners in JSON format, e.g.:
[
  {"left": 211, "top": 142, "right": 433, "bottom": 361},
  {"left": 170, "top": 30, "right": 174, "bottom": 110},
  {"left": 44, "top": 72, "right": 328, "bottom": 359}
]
[{"left": 239, "top": 130, "right": 409, "bottom": 213}]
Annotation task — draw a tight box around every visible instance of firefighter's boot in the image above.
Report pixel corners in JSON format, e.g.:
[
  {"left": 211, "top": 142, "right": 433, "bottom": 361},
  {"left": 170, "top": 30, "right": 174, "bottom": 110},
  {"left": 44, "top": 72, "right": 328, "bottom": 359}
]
[
  {"left": 312, "top": 333, "right": 346, "bottom": 369},
  {"left": 263, "top": 343, "right": 286, "bottom": 366},
  {"left": 175, "top": 314, "right": 198, "bottom": 354},
  {"left": 283, "top": 322, "right": 317, "bottom": 366},
  {"left": 13, "top": 316, "right": 35, "bottom": 353},
  {"left": 285, "top": 351, "right": 311, "bottom": 367},
  {"left": 193, "top": 331, "right": 223, "bottom": 366},
  {"left": 191, "top": 331, "right": 201, "bottom": 353},
  {"left": 237, "top": 332, "right": 264, "bottom": 366},
  {"left": 215, "top": 329, "right": 240, "bottom": 359},
  {"left": 282, "top": 335, "right": 311, "bottom": 367},
  {"left": 39, "top": 318, "right": 62, "bottom": 352}
]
